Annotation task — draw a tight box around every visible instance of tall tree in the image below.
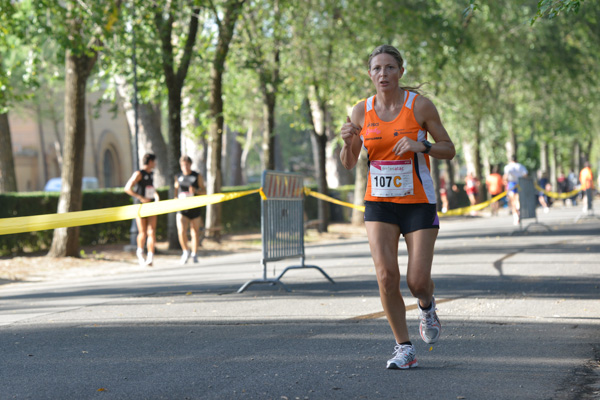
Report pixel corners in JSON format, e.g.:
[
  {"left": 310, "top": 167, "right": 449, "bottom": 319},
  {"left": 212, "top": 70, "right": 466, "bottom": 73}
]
[
  {"left": 153, "top": 1, "right": 201, "bottom": 248},
  {"left": 0, "top": 113, "right": 17, "bottom": 192},
  {"left": 153, "top": 2, "right": 201, "bottom": 182},
  {"left": 239, "top": 0, "right": 286, "bottom": 171},
  {"left": 205, "top": 0, "right": 246, "bottom": 238},
  {"left": 37, "top": 0, "right": 123, "bottom": 257},
  {"left": 0, "top": 0, "right": 28, "bottom": 192}
]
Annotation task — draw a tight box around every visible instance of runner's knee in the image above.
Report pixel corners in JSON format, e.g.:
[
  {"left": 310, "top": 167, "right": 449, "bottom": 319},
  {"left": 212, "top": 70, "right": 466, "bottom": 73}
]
[
  {"left": 377, "top": 268, "right": 401, "bottom": 296},
  {"left": 407, "top": 275, "right": 431, "bottom": 298}
]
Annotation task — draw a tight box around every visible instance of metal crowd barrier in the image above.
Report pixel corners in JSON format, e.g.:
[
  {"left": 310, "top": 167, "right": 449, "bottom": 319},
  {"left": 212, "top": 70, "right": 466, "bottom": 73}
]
[
  {"left": 237, "top": 170, "right": 335, "bottom": 293},
  {"left": 514, "top": 177, "right": 550, "bottom": 233}
]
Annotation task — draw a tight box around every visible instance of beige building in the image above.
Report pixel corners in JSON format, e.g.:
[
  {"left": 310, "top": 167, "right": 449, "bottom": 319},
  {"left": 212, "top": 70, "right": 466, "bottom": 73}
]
[{"left": 9, "top": 92, "right": 133, "bottom": 192}]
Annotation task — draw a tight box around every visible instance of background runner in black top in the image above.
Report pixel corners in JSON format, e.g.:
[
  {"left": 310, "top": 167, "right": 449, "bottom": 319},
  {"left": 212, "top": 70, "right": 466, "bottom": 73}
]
[
  {"left": 124, "top": 153, "right": 159, "bottom": 267},
  {"left": 174, "top": 155, "right": 206, "bottom": 264}
]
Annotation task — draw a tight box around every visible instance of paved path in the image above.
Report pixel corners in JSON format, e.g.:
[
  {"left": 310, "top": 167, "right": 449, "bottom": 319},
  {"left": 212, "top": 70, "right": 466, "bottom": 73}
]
[{"left": 1, "top": 204, "right": 599, "bottom": 399}]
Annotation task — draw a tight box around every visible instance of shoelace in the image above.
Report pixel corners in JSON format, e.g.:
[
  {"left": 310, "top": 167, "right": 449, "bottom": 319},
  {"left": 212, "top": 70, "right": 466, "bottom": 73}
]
[
  {"left": 420, "top": 307, "right": 437, "bottom": 325},
  {"left": 391, "top": 344, "right": 413, "bottom": 358}
]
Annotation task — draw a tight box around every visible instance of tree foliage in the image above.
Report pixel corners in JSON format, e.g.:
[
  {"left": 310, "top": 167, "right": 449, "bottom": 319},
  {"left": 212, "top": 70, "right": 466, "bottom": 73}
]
[{"left": 1, "top": 0, "right": 599, "bottom": 245}]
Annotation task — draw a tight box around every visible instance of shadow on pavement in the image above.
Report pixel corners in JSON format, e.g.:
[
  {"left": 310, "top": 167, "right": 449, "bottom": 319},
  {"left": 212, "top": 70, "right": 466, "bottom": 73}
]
[{"left": 0, "top": 317, "right": 597, "bottom": 399}]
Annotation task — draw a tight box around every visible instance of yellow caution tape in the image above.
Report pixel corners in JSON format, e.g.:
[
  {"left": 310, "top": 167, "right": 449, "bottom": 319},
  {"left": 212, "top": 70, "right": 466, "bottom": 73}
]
[
  {"left": 258, "top": 187, "right": 268, "bottom": 201},
  {"left": 304, "top": 187, "right": 509, "bottom": 218},
  {"left": 0, "top": 188, "right": 260, "bottom": 236},
  {"left": 534, "top": 182, "right": 581, "bottom": 199},
  {"left": 304, "top": 188, "right": 366, "bottom": 212},
  {"left": 438, "top": 191, "right": 507, "bottom": 217}
]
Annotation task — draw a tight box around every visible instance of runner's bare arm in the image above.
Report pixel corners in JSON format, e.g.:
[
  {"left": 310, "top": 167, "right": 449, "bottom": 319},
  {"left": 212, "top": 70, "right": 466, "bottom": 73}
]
[
  {"left": 174, "top": 177, "right": 180, "bottom": 198},
  {"left": 124, "top": 171, "right": 143, "bottom": 201},
  {"left": 340, "top": 102, "right": 365, "bottom": 170},
  {"left": 395, "top": 96, "right": 455, "bottom": 159}
]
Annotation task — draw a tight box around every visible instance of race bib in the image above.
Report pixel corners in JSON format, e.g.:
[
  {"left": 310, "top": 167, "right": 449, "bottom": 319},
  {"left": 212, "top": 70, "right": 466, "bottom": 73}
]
[
  {"left": 370, "top": 160, "right": 414, "bottom": 197},
  {"left": 178, "top": 191, "right": 191, "bottom": 199},
  {"left": 145, "top": 185, "right": 156, "bottom": 199}
]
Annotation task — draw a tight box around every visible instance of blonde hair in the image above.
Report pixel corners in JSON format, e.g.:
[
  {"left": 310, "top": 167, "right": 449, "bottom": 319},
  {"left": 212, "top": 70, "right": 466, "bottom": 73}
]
[{"left": 367, "top": 45, "right": 424, "bottom": 94}]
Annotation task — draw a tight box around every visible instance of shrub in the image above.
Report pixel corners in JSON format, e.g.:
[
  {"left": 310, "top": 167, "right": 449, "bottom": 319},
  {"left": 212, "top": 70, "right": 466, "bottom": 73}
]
[{"left": 0, "top": 184, "right": 353, "bottom": 256}]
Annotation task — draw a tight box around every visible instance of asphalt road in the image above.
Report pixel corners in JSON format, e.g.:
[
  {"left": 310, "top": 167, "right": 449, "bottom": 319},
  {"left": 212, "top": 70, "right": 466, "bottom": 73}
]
[{"left": 1, "top": 204, "right": 599, "bottom": 399}]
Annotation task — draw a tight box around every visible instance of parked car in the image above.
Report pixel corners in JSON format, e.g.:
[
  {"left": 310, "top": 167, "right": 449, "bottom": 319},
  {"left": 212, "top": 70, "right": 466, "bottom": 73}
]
[{"left": 44, "top": 177, "right": 100, "bottom": 192}]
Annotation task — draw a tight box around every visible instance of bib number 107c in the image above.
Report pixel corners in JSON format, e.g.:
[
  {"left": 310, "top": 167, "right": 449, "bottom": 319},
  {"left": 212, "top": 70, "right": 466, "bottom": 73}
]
[
  {"left": 369, "top": 160, "right": 414, "bottom": 197},
  {"left": 374, "top": 175, "right": 403, "bottom": 188}
]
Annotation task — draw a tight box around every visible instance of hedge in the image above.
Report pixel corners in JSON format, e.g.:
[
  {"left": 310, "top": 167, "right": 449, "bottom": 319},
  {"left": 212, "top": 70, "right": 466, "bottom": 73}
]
[
  {"left": 0, "top": 183, "right": 471, "bottom": 256},
  {"left": 0, "top": 184, "right": 351, "bottom": 256}
]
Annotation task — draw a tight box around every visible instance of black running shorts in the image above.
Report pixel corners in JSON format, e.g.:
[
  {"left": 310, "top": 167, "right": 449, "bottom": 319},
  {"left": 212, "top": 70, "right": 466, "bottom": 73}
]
[
  {"left": 178, "top": 208, "right": 202, "bottom": 220},
  {"left": 364, "top": 201, "right": 439, "bottom": 235}
]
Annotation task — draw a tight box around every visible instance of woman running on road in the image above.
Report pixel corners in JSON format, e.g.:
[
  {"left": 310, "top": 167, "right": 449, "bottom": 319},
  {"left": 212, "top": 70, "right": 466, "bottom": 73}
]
[{"left": 340, "top": 44, "right": 455, "bottom": 369}]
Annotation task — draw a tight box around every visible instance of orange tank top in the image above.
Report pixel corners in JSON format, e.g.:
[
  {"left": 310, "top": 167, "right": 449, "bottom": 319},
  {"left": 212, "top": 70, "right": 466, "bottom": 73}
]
[{"left": 360, "top": 92, "right": 435, "bottom": 204}]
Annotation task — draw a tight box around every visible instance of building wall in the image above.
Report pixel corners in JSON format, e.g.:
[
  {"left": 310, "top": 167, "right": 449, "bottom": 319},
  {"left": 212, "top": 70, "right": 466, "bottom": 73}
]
[{"left": 9, "top": 91, "right": 133, "bottom": 191}]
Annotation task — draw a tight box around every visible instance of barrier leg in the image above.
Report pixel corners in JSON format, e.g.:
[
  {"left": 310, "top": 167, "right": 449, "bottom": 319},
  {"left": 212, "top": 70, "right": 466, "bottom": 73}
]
[
  {"left": 237, "top": 278, "right": 290, "bottom": 293},
  {"left": 237, "top": 261, "right": 291, "bottom": 293},
  {"left": 276, "top": 257, "right": 335, "bottom": 284}
]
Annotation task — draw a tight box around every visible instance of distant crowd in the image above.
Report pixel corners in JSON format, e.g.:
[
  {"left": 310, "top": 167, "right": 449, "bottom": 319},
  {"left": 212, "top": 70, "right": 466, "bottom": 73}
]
[{"left": 439, "top": 157, "right": 597, "bottom": 222}]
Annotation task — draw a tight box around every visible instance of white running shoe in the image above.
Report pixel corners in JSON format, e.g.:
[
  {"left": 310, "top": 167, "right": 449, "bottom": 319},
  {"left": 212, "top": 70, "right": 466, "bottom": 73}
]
[
  {"left": 136, "top": 248, "right": 145, "bottom": 267},
  {"left": 180, "top": 250, "right": 190, "bottom": 265},
  {"left": 145, "top": 252, "right": 154, "bottom": 267},
  {"left": 386, "top": 344, "right": 418, "bottom": 369},
  {"left": 419, "top": 296, "right": 441, "bottom": 344},
  {"left": 192, "top": 253, "right": 198, "bottom": 263}
]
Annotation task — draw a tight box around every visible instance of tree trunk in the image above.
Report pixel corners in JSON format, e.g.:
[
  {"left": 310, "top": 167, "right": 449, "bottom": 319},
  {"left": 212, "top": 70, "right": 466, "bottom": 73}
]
[
  {"left": 463, "top": 141, "right": 476, "bottom": 179},
  {"left": 446, "top": 159, "right": 458, "bottom": 209},
  {"left": 49, "top": 51, "right": 95, "bottom": 257},
  {"left": 0, "top": 112, "right": 18, "bottom": 192},
  {"left": 166, "top": 87, "right": 183, "bottom": 249},
  {"left": 199, "top": 130, "right": 208, "bottom": 179},
  {"left": 154, "top": 5, "right": 201, "bottom": 249},
  {"left": 49, "top": 96, "right": 64, "bottom": 174},
  {"left": 206, "top": 0, "right": 245, "bottom": 238},
  {"left": 261, "top": 92, "right": 276, "bottom": 171},
  {"left": 240, "top": 123, "right": 254, "bottom": 183},
  {"left": 315, "top": 133, "right": 329, "bottom": 232},
  {"left": 572, "top": 141, "right": 581, "bottom": 176},
  {"left": 473, "top": 118, "right": 483, "bottom": 203},
  {"left": 327, "top": 141, "right": 353, "bottom": 187},
  {"left": 116, "top": 77, "right": 168, "bottom": 184},
  {"left": 550, "top": 141, "right": 557, "bottom": 192},
  {"left": 87, "top": 102, "right": 100, "bottom": 180},
  {"left": 229, "top": 130, "right": 243, "bottom": 186},
  {"left": 306, "top": 93, "right": 329, "bottom": 233},
  {"left": 36, "top": 104, "right": 49, "bottom": 187},
  {"left": 206, "top": 63, "right": 224, "bottom": 236},
  {"left": 507, "top": 117, "right": 517, "bottom": 162},
  {"left": 181, "top": 95, "right": 204, "bottom": 175},
  {"left": 540, "top": 141, "right": 549, "bottom": 176}
]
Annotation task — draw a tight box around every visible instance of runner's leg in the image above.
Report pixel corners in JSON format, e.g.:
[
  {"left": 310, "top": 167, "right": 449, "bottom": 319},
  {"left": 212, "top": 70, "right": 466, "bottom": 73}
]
[
  {"left": 136, "top": 217, "right": 148, "bottom": 250},
  {"left": 146, "top": 215, "right": 157, "bottom": 254},
  {"left": 404, "top": 228, "right": 437, "bottom": 308},
  {"left": 365, "top": 221, "right": 409, "bottom": 343},
  {"left": 177, "top": 213, "right": 190, "bottom": 252},
  {"left": 189, "top": 216, "right": 201, "bottom": 255}
]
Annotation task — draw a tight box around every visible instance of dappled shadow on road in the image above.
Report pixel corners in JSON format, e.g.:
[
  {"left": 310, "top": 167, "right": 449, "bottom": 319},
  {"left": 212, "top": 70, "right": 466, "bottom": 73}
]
[
  {"left": 435, "top": 219, "right": 600, "bottom": 242},
  {"left": 2, "top": 269, "right": 597, "bottom": 314},
  {"left": 0, "top": 316, "right": 597, "bottom": 399}
]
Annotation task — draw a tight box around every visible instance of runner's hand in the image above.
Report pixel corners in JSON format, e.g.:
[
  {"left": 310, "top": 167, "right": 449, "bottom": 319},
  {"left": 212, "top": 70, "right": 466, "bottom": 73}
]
[
  {"left": 341, "top": 116, "right": 360, "bottom": 146},
  {"left": 393, "top": 136, "right": 424, "bottom": 157}
]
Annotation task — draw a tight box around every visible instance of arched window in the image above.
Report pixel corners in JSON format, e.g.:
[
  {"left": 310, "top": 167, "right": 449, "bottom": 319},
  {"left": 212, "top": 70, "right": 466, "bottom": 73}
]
[{"left": 103, "top": 149, "right": 115, "bottom": 188}]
